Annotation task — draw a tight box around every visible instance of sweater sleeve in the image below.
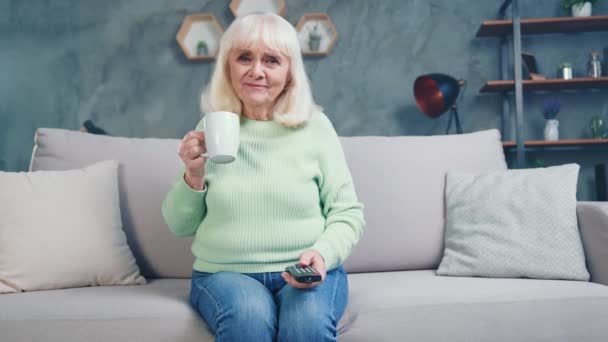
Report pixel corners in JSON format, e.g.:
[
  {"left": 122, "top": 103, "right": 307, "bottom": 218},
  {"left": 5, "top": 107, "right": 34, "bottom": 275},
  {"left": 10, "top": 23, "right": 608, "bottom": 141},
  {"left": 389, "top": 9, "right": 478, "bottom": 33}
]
[
  {"left": 161, "top": 171, "right": 208, "bottom": 237},
  {"left": 161, "top": 119, "right": 208, "bottom": 237},
  {"left": 311, "top": 115, "right": 365, "bottom": 270}
]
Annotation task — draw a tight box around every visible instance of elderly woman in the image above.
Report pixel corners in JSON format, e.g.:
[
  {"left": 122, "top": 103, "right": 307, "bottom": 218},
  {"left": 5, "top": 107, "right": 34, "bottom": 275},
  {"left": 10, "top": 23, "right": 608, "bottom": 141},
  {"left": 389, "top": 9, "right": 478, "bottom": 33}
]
[{"left": 162, "top": 12, "right": 364, "bottom": 342}]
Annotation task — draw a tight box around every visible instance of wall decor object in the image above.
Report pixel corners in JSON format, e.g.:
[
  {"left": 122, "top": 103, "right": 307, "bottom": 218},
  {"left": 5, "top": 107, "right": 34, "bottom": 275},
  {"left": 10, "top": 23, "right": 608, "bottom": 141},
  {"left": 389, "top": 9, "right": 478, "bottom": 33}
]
[
  {"left": 295, "top": 13, "right": 338, "bottom": 57},
  {"left": 562, "top": 0, "right": 596, "bottom": 17},
  {"left": 414, "top": 73, "right": 466, "bottom": 134},
  {"left": 522, "top": 52, "right": 545, "bottom": 80},
  {"left": 589, "top": 115, "right": 608, "bottom": 138},
  {"left": 542, "top": 99, "right": 561, "bottom": 141},
  {"left": 587, "top": 50, "right": 602, "bottom": 78},
  {"left": 229, "top": 0, "right": 287, "bottom": 18},
  {"left": 196, "top": 41, "right": 209, "bottom": 56},
  {"left": 176, "top": 14, "right": 224, "bottom": 61},
  {"left": 557, "top": 62, "right": 573, "bottom": 79}
]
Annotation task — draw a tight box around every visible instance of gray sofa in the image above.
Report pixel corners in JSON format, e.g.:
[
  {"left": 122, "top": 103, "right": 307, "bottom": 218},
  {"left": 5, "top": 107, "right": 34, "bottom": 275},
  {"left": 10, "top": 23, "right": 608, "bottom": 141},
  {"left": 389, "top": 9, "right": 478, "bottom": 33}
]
[{"left": 2, "top": 127, "right": 608, "bottom": 341}]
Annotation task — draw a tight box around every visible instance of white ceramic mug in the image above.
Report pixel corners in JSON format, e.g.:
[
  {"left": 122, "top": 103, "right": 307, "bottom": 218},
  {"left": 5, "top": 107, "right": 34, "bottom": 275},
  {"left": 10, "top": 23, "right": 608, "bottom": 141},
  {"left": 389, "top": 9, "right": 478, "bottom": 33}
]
[{"left": 200, "top": 111, "right": 240, "bottom": 164}]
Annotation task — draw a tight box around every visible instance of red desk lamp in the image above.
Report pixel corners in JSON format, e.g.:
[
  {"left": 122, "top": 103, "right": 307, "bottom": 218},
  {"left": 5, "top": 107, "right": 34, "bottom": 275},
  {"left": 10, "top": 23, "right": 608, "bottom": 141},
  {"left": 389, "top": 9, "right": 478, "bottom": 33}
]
[{"left": 414, "top": 74, "right": 466, "bottom": 134}]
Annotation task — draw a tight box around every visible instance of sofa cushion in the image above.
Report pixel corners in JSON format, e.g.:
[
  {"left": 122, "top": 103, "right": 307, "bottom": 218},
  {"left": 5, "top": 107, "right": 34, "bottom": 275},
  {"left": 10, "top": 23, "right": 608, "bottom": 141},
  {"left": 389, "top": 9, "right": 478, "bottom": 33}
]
[
  {"left": 341, "top": 129, "right": 507, "bottom": 273},
  {"left": 2, "top": 272, "right": 606, "bottom": 342},
  {"left": 437, "top": 164, "right": 589, "bottom": 281},
  {"left": 30, "top": 128, "right": 188, "bottom": 278},
  {"left": 0, "top": 278, "right": 354, "bottom": 341},
  {"left": 0, "top": 160, "right": 145, "bottom": 293},
  {"left": 343, "top": 270, "right": 608, "bottom": 341},
  {"left": 0, "top": 279, "right": 213, "bottom": 342}
]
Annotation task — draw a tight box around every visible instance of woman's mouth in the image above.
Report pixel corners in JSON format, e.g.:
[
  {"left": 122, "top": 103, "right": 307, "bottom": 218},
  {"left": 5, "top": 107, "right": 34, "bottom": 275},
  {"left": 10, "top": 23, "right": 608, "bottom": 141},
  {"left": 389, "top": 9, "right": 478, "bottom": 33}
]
[{"left": 244, "top": 83, "right": 268, "bottom": 90}]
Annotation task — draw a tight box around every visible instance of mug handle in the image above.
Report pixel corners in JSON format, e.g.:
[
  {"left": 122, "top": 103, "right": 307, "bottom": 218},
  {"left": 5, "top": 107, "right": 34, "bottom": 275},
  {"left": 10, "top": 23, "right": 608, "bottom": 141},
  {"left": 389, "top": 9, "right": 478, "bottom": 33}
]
[{"left": 200, "top": 118, "right": 208, "bottom": 158}]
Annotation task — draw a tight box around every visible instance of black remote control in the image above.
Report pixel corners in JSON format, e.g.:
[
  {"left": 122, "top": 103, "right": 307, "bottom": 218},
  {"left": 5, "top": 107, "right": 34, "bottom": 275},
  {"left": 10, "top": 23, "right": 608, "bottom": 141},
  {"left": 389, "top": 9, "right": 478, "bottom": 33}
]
[{"left": 285, "top": 264, "right": 322, "bottom": 283}]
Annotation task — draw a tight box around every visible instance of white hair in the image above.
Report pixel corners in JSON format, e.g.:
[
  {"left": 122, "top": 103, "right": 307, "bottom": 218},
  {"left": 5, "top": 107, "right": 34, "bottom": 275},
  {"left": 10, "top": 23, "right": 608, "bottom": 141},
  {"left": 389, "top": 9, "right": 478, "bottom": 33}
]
[{"left": 201, "top": 13, "right": 322, "bottom": 127}]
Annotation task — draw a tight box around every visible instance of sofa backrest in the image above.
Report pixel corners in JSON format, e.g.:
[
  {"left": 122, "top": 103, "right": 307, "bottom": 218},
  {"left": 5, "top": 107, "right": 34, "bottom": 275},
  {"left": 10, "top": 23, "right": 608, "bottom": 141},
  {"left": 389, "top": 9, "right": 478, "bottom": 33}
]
[
  {"left": 30, "top": 128, "right": 187, "bottom": 278},
  {"left": 341, "top": 130, "right": 507, "bottom": 273},
  {"left": 30, "top": 128, "right": 506, "bottom": 278}
]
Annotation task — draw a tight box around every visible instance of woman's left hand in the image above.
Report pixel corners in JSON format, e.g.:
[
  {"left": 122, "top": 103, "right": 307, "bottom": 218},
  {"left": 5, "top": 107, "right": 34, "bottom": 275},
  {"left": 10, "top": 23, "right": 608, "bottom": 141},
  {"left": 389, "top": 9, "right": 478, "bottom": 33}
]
[{"left": 282, "top": 249, "right": 327, "bottom": 289}]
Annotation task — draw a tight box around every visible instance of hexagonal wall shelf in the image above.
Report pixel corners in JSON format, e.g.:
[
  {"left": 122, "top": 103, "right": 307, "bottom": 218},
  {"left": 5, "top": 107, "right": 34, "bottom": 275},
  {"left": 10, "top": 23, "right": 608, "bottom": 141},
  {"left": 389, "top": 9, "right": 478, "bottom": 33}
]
[
  {"left": 229, "top": 0, "right": 287, "bottom": 18},
  {"left": 176, "top": 14, "right": 224, "bottom": 61},
  {"left": 296, "top": 13, "right": 338, "bottom": 57}
]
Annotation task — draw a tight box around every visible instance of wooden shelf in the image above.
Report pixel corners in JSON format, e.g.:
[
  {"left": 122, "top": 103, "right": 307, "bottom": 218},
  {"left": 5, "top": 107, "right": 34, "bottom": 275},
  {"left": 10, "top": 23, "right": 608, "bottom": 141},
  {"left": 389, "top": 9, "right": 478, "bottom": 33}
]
[
  {"left": 502, "top": 139, "right": 608, "bottom": 148},
  {"left": 480, "top": 77, "right": 608, "bottom": 93},
  {"left": 477, "top": 15, "right": 608, "bottom": 37}
]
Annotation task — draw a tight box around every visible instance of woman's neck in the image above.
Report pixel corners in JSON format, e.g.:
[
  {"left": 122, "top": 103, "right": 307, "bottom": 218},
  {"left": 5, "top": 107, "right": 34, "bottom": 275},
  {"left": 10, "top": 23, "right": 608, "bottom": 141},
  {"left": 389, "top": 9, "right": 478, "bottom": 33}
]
[{"left": 242, "top": 104, "right": 273, "bottom": 121}]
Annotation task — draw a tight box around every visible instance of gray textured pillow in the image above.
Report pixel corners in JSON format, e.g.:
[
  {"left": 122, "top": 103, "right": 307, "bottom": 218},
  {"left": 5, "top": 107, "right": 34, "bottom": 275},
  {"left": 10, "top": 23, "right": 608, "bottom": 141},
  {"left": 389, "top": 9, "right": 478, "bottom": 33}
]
[{"left": 437, "top": 164, "right": 590, "bottom": 281}]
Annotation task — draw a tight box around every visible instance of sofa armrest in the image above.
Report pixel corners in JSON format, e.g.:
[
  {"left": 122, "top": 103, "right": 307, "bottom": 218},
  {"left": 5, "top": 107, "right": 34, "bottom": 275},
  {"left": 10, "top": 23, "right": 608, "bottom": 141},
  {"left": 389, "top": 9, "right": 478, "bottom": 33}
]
[{"left": 577, "top": 201, "right": 608, "bottom": 286}]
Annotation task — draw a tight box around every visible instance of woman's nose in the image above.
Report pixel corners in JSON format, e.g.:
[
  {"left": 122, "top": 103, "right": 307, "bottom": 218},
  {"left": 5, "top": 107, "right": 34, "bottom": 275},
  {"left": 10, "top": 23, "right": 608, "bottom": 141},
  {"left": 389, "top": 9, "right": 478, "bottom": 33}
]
[{"left": 249, "top": 61, "right": 264, "bottom": 78}]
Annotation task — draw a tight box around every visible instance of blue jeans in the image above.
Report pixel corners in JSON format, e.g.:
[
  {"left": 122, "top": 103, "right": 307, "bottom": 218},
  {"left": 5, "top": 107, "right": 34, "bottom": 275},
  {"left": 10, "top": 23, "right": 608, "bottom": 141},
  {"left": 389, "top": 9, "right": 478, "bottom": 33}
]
[{"left": 190, "top": 266, "right": 348, "bottom": 342}]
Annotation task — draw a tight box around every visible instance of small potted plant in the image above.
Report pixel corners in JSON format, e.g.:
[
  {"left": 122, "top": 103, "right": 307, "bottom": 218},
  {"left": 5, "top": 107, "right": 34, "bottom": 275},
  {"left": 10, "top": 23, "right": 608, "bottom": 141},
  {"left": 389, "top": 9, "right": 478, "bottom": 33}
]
[
  {"left": 308, "top": 24, "right": 322, "bottom": 52},
  {"left": 196, "top": 40, "right": 208, "bottom": 56},
  {"left": 542, "top": 98, "right": 561, "bottom": 141},
  {"left": 561, "top": 0, "right": 599, "bottom": 17},
  {"left": 557, "top": 62, "right": 573, "bottom": 79},
  {"left": 589, "top": 115, "right": 608, "bottom": 139}
]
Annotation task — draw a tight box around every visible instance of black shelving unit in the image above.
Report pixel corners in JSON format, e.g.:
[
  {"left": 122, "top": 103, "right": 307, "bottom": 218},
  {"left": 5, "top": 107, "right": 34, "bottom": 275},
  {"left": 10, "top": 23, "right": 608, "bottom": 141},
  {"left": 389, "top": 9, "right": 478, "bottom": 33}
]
[{"left": 477, "top": 0, "right": 608, "bottom": 168}]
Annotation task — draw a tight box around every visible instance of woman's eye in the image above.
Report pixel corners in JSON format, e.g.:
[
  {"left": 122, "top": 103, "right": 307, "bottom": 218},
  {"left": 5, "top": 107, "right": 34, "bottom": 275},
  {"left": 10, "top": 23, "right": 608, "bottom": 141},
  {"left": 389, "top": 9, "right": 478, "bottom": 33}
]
[
  {"left": 266, "top": 58, "right": 279, "bottom": 65},
  {"left": 237, "top": 55, "right": 250, "bottom": 62}
]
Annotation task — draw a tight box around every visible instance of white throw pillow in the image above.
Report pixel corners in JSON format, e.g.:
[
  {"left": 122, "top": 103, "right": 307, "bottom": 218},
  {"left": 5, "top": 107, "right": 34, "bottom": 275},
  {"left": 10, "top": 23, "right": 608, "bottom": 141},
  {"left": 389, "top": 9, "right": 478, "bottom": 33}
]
[
  {"left": 437, "top": 163, "right": 590, "bottom": 281},
  {"left": 0, "top": 160, "right": 146, "bottom": 293}
]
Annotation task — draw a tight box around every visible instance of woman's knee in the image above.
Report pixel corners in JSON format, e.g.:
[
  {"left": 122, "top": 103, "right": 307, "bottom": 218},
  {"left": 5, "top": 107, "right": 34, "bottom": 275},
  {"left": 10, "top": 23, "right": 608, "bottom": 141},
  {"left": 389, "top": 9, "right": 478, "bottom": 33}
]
[
  {"left": 277, "top": 297, "right": 337, "bottom": 341},
  {"left": 190, "top": 272, "right": 277, "bottom": 335},
  {"left": 226, "top": 289, "right": 276, "bottom": 325},
  {"left": 276, "top": 267, "right": 348, "bottom": 341}
]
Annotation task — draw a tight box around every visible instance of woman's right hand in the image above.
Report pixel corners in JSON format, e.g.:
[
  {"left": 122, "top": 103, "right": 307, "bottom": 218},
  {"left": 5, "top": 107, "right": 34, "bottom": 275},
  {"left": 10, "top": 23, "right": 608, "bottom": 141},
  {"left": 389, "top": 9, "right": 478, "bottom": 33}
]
[{"left": 178, "top": 131, "right": 207, "bottom": 190}]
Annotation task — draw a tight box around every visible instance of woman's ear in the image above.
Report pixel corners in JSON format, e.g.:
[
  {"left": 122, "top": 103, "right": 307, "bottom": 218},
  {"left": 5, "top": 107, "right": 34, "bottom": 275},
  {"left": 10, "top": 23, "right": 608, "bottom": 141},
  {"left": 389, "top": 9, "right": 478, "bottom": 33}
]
[{"left": 286, "top": 74, "right": 293, "bottom": 88}]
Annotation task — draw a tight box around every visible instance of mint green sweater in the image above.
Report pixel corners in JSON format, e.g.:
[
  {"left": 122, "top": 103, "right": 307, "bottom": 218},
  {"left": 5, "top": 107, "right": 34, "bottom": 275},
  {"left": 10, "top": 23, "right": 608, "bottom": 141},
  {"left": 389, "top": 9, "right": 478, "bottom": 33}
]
[{"left": 161, "top": 112, "right": 364, "bottom": 273}]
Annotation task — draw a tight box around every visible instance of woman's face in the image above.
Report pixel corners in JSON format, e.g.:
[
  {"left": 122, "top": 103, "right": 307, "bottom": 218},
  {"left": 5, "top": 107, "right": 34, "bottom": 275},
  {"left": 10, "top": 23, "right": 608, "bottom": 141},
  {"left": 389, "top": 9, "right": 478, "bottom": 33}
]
[{"left": 228, "top": 45, "right": 291, "bottom": 112}]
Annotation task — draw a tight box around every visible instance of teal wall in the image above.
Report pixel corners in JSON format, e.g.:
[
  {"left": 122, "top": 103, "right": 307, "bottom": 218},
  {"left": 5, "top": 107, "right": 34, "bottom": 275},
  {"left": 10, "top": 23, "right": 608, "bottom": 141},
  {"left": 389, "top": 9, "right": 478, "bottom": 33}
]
[{"left": 1, "top": 0, "right": 607, "bottom": 199}]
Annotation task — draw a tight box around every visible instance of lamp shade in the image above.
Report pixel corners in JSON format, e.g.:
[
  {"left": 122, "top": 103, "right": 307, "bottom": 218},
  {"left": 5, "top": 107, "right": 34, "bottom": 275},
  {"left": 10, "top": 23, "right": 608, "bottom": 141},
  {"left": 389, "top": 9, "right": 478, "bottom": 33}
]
[{"left": 414, "top": 74, "right": 461, "bottom": 118}]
